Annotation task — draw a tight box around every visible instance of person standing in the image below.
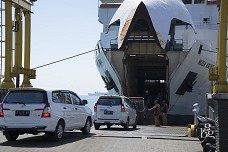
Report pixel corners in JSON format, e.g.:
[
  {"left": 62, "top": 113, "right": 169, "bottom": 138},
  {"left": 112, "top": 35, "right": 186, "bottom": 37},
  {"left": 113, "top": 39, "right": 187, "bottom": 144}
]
[
  {"left": 151, "top": 100, "right": 160, "bottom": 127},
  {"left": 161, "top": 100, "right": 168, "bottom": 125}
]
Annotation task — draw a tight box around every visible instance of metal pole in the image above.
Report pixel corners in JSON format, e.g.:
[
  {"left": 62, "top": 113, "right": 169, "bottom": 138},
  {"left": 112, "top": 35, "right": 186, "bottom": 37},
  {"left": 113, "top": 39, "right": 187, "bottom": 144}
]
[
  {"left": 213, "top": 0, "right": 228, "bottom": 93},
  {"left": 15, "top": 8, "right": 23, "bottom": 87},
  {"left": 15, "top": 8, "right": 23, "bottom": 69},
  {"left": 212, "top": 1, "right": 228, "bottom": 151},
  {"left": 217, "top": 1, "right": 227, "bottom": 82},
  {"left": 0, "top": 0, "right": 3, "bottom": 84},
  {"left": 1, "top": 0, "right": 15, "bottom": 88},
  {"left": 21, "top": 11, "right": 32, "bottom": 87}
]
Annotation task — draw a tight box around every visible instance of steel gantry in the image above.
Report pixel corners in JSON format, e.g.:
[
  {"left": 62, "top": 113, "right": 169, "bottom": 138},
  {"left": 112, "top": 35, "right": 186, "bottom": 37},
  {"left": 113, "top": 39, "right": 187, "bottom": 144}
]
[
  {"left": 208, "top": 1, "right": 228, "bottom": 151},
  {"left": 0, "top": 0, "right": 36, "bottom": 89},
  {"left": 209, "top": 0, "right": 228, "bottom": 93}
]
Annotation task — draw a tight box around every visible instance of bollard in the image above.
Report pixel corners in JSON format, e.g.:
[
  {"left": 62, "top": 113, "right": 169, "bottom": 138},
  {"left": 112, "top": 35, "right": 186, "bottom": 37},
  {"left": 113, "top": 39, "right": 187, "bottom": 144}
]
[
  {"left": 193, "top": 103, "right": 200, "bottom": 125},
  {"left": 187, "top": 124, "right": 196, "bottom": 137},
  {"left": 187, "top": 103, "right": 200, "bottom": 137}
]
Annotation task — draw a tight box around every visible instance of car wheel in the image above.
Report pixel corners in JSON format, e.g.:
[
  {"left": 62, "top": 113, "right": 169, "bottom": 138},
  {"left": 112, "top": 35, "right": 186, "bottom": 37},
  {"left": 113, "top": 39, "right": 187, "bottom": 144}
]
[
  {"left": 94, "top": 124, "right": 100, "bottom": 130},
  {"left": 4, "top": 131, "right": 19, "bottom": 141},
  {"left": 82, "top": 118, "right": 91, "bottom": 135},
  {"left": 53, "top": 121, "right": 64, "bottom": 141},
  {"left": 124, "top": 118, "right": 129, "bottom": 130}
]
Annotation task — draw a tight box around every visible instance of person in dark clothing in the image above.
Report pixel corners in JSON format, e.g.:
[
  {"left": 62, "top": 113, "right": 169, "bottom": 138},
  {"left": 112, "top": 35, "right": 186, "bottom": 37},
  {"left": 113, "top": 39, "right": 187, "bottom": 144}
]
[
  {"left": 151, "top": 100, "right": 160, "bottom": 127},
  {"left": 160, "top": 100, "right": 168, "bottom": 125}
]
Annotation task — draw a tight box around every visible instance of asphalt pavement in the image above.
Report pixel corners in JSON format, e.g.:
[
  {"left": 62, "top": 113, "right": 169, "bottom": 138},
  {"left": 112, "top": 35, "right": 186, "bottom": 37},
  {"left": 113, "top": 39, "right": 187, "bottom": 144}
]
[{"left": 0, "top": 125, "right": 203, "bottom": 152}]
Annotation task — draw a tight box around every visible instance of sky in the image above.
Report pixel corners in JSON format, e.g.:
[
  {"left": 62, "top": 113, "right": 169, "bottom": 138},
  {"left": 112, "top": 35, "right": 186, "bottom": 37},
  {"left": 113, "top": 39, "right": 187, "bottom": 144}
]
[{"left": 29, "top": 0, "right": 106, "bottom": 95}]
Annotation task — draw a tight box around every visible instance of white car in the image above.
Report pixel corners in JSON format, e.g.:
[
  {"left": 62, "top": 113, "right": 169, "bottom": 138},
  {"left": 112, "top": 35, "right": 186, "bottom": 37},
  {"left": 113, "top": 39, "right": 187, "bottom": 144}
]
[
  {"left": 93, "top": 96, "right": 137, "bottom": 130},
  {"left": 0, "top": 88, "right": 92, "bottom": 141}
]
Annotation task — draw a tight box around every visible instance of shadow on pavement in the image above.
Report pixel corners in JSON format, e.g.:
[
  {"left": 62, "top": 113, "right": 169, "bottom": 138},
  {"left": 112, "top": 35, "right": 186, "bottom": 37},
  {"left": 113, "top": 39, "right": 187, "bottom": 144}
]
[
  {"left": 97, "top": 126, "right": 139, "bottom": 131},
  {"left": 0, "top": 131, "right": 95, "bottom": 148},
  {"left": 95, "top": 135, "right": 198, "bottom": 142}
]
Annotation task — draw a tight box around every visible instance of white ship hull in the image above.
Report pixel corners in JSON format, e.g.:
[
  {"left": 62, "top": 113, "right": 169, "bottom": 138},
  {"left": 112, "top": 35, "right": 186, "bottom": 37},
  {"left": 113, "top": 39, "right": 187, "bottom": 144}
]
[{"left": 95, "top": 0, "right": 218, "bottom": 124}]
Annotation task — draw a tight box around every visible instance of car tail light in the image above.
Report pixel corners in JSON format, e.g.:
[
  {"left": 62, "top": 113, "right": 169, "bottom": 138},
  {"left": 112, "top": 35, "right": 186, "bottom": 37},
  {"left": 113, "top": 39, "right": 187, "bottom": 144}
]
[
  {"left": 42, "top": 103, "right": 51, "bottom": 118},
  {"left": 94, "top": 103, "right": 98, "bottom": 112},
  {"left": 0, "top": 104, "right": 3, "bottom": 117},
  {"left": 121, "top": 104, "right": 125, "bottom": 112}
]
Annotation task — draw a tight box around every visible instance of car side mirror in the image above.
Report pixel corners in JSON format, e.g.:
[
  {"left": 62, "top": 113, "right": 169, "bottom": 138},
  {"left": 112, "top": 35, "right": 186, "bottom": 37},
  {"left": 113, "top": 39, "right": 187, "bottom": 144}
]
[{"left": 82, "top": 99, "right": 88, "bottom": 105}]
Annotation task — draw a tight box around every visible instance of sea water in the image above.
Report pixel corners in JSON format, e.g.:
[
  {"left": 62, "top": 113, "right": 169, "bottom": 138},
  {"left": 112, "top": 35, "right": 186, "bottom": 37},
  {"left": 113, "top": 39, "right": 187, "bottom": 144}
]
[{"left": 79, "top": 95, "right": 100, "bottom": 114}]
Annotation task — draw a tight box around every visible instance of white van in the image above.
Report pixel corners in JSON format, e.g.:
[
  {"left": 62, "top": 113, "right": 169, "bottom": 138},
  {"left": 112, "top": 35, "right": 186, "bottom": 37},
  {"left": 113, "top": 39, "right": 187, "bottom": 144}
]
[
  {"left": 0, "top": 88, "right": 92, "bottom": 141},
  {"left": 93, "top": 96, "right": 137, "bottom": 130}
]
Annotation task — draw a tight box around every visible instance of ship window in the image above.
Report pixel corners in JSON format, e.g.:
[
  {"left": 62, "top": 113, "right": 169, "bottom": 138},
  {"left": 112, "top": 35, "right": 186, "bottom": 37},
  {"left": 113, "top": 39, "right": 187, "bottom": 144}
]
[
  {"left": 182, "top": 0, "right": 192, "bottom": 4},
  {"left": 128, "top": 19, "right": 155, "bottom": 42},
  {"left": 194, "top": 0, "right": 205, "bottom": 4}
]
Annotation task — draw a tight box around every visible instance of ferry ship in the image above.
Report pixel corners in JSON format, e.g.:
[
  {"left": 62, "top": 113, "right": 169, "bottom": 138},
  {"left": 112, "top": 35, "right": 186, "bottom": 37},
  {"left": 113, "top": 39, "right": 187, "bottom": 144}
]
[{"left": 95, "top": 0, "right": 218, "bottom": 124}]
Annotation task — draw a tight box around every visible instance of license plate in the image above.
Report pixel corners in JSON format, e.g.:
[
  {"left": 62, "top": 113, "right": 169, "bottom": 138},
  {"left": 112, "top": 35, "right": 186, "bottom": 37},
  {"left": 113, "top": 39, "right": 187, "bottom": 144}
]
[
  {"left": 104, "top": 110, "right": 113, "bottom": 115},
  {"left": 15, "top": 110, "right": 30, "bottom": 116}
]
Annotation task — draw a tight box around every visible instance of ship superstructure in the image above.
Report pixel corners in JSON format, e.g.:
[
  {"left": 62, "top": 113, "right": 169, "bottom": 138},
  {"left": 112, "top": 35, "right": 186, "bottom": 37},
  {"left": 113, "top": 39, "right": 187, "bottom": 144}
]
[{"left": 95, "top": 0, "right": 218, "bottom": 124}]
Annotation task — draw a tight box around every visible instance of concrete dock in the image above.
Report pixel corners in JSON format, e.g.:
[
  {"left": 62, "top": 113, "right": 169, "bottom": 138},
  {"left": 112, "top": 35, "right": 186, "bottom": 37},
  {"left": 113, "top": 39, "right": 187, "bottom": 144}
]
[{"left": 0, "top": 125, "right": 203, "bottom": 152}]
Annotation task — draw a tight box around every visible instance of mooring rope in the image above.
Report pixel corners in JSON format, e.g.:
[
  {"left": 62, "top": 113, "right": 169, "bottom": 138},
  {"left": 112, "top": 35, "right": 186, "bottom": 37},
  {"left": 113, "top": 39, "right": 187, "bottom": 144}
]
[{"left": 33, "top": 49, "right": 96, "bottom": 69}]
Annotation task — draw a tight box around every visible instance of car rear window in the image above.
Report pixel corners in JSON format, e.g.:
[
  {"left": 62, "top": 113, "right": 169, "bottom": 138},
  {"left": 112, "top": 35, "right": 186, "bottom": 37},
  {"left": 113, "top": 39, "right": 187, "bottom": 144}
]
[
  {"left": 3, "top": 90, "right": 47, "bottom": 104},
  {"left": 97, "top": 98, "right": 122, "bottom": 106}
]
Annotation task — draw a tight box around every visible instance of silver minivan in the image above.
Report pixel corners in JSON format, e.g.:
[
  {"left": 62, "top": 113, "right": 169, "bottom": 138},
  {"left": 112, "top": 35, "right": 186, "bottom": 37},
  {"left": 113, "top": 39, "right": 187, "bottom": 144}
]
[{"left": 93, "top": 96, "right": 137, "bottom": 130}]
